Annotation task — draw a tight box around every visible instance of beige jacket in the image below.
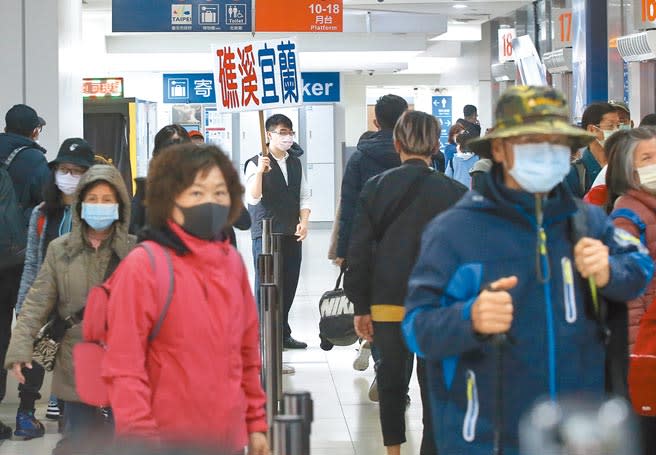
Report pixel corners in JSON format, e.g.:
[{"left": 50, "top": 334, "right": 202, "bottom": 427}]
[{"left": 5, "top": 165, "right": 135, "bottom": 402}]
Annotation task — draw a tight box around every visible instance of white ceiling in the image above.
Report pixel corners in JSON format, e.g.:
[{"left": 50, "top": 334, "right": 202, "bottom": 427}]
[{"left": 80, "top": 0, "right": 531, "bottom": 76}]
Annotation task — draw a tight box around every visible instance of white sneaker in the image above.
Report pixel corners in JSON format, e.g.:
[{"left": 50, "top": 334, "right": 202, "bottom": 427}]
[
  {"left": 353, "top": 341, "right": 371, "bottom": 371},
  {"left": 45, "top": 400, "right": 60, "bottom": 420},
  {"left": 368, "top": 377, "right": 379, "bottom": 402},
  {"left": 282, "top": 364, "right": 296, "bottom": 375}
]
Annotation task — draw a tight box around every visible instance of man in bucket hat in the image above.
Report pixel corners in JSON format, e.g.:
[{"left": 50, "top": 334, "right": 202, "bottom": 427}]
[{"left": 402, "top": 86, "right": 653, "bottom": 454}]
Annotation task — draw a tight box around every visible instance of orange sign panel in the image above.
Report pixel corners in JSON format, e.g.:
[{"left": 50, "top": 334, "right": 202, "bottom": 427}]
[{"left": 256, "top": 0, "right": 342, "bottom": 32}]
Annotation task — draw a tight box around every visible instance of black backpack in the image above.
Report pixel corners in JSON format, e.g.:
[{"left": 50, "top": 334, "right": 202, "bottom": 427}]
[{"left": 0, "top": 147, "right": 29, "bottom": 270}]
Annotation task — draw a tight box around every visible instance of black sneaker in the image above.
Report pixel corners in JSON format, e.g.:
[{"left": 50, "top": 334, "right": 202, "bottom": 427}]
[
  {"left": 0, "top": 420, "right": 12, "bottom": 440},
  {"left": 283, "top": 337, "right": 308, "bottom": 349}
]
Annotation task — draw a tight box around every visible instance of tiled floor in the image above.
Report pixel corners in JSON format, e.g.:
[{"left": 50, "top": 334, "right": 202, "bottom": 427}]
[{"left": 0, "top": 227, "right": 427, "bottom": 454}]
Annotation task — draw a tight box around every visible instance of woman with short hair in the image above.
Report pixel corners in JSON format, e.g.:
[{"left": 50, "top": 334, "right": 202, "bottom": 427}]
[
  {"left": 345, "top": 110, "right": 467, "bottom": 455},
  {"left": 99, "top": 144, "right": 269, "bottom": 455},
  {"left": 605, "top": 126, "right": 656, "bottom": 454}
]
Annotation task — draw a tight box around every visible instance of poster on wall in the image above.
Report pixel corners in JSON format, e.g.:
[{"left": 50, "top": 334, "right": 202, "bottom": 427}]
[
  {"left": 211, "top": 38, "right": 304, "bottom": 113},
  {"left": 172, "top": 104, "right": 202, "bottom": 124},
  {"left": 204, "top": 106, "right": 232, "bottom": 157}
]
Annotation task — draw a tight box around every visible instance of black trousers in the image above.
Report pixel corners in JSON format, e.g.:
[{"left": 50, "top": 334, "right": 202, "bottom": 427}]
[
  {"left": 0, "top": 264, "right": 22, "bottom": 402},
  {"left": 373, "top": 321, "right": 437, "bottom": 454},
  {"left": 252, "top": 235, "right": 302, "bottom": 339}
]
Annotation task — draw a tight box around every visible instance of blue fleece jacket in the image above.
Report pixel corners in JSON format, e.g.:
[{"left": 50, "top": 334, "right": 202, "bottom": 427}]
[{"left": 403, "top": 168, "right": 653, "bottom": 455}]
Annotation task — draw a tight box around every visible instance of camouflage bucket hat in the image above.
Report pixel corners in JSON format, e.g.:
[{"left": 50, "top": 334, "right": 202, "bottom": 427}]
[{"left": 468, "top": 86, "right": 596, "bottom": 158}]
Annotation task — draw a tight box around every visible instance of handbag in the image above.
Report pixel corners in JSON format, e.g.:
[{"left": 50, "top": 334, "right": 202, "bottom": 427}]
[
  {"left": 32, "top": 253, "right": 120, "bottom": 372},
  {"left": 32, "top": 319, "right": 61, "bottom": 372},
  {"left": 74, "top": 242, "right": 174, "bottom": 407},
  {"left": 628, "top": 295, "right": 656, "bottom": 416},
  {"left": 318, "top": 269, "right": 358, "bottom": 349}
]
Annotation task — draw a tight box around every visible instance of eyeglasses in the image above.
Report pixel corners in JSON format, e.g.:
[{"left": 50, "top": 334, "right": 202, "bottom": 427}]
[
  {"left": 57, "top": 166, "right": 86, "bottom": 176},
  {"left": 594, "top": 124, "right": 620, "bottom": 131},
  {"left": 270, "top": 130, "right": 296, "bottom": 138}
]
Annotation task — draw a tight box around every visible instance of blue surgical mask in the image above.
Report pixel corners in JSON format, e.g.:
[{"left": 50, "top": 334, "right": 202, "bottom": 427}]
[
  {"left": 81, "top": 203, "right": 119, "bottom": 231},
  {"left": 508, "top": 142, "right": 572, "bottom": 193},
  {"left": 619, "top": 124, "right": 632, "bottom": 131}
]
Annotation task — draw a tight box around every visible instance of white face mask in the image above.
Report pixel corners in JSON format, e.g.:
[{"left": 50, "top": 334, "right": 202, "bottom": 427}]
[
  {"left": 596, "top": 127, "right": 619, "bottom": 147},
  {"left": 637, "top": 163, "right": 656, "bottom": 191},
  {"left": 508, "top": 143, "right": 572, "bottom": 193},
  {"left": 55, "top": 171, "right": 81, "bottom": 196},
  {"left": 269, "top": 132, "right": 294, "bottom": 152}
]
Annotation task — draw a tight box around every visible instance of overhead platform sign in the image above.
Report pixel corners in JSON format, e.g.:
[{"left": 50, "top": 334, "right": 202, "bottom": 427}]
[
  {"left": 112, "top": 0, "right": 252, "bottom": 32},
  {"left": 212, "top": 38, "right": 304, "bottom": 112},
  {"left": 256, "top": 0, "right": 342, "bottom": 32}
]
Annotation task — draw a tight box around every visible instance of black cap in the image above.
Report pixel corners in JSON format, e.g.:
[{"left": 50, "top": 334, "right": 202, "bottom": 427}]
[
  {"left": 49, "top": 138, "right": 95, "bottom": 169},
  {"left": 5, "top": 104, "right": 41, "bottom": 133}
]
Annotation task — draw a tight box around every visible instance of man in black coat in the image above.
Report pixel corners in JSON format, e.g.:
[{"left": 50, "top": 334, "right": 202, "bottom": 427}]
[
  {"left": 335, "top": 94, "right": 408, "bottom": 265},
  {"left": 0, "top": 104, "right": 49, "bottom": 439},
  {"left": 456, "top": 104, "right": 482, "bottom": 138}
]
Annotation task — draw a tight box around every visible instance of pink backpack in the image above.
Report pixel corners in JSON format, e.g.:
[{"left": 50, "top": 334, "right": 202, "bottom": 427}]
[{"left": 73, "top": 241, "right": 174, "bottom": 407}]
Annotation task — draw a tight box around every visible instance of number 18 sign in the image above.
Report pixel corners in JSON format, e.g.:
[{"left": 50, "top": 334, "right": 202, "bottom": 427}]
[
  {"left": 212, "top": 38, "right": 304, "bottom": 113},
  {"left": 498, "top": 28, "right": 516, "bottom": 62}
]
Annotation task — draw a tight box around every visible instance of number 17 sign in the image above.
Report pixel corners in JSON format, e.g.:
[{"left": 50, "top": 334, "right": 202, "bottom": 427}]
[{"left": 212, "top": 38, "right": 304, "bottom": 113}]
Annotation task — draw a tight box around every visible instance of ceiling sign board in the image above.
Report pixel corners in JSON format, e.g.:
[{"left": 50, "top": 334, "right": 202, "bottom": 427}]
[
  {"left": 83, "top": 78, "right": 124, "bottom": 98},
  {"left": 498, "top": 28, "right": 516, "bottom": 62},
  {"left": 635, "top": 0, "right": 656, "bottom": 29},
  {"left": 553, "top": 9, "right": 573, "bottom": 49},
  {"left": 112, "top": 0, "right": 252, "bottom": 32},
  {"left": 256, "top": 0, "right": 342, "bottom": 32},
  {"left": 212, "top": 38, "right": 304, "bottom": 113}
]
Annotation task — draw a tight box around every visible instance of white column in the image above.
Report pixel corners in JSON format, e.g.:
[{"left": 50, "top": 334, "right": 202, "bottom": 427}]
[{"left": 0, "top": 0, "right": 83, "bottom": 161}]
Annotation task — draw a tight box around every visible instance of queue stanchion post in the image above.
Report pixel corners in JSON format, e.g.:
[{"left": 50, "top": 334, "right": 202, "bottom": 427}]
[
  {"left": 271, "top": 233, "right": 284, "bottom": 405},
  {"left": 273, "top": 415, "right": 304, "bottom": 455},
  {"left": 283, "top": 391, "right": 313, "bottom": 455}
]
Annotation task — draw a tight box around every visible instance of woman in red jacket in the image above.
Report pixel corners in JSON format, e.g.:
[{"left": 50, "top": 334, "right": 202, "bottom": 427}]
[
  {"left": 606, "top": 126, "right": 656, "bottom": 455},
  {"left": 101, "top": 143, "right": 269, "bottom": 454}
]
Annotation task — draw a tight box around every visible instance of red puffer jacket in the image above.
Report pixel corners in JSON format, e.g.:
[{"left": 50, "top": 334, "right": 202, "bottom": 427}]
[
  {"left": 613, "top": 189, "right": 656, "bottom": 352},
  {"left": 101, "top": 222, "right": 266, "bottom": 451}
]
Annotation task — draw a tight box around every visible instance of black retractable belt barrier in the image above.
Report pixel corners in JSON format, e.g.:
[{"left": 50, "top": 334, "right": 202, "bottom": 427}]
[
  {"left": 273, "top": 415, "right": 304, "bottom": 455},
  {"left": 283, "top": 391, "right": 313, "bottom": 455}
]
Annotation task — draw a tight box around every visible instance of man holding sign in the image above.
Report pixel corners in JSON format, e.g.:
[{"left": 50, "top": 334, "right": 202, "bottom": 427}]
[{"left": 245, "top": 114, "right": 311, "bottom": 350}]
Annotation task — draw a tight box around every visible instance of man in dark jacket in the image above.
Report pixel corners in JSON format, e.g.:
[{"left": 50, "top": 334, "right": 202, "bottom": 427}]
[
  {"left": 456, "top": 104, "right": 482, "bottom": 138},
  {"left": 403, "top": 86, "right": 653, "bottom": 455},
  {"left": 0, "top": 104, "right": 49, "bottom": 439},
  {"left": 345, "top": 110, "right": 467, "bottom": 455},
  {"left": 335, "top": 94, "right": 407, "bottom": 265},
  {"left": 564, "top": 102, "right": 619, "bottom": 197}
]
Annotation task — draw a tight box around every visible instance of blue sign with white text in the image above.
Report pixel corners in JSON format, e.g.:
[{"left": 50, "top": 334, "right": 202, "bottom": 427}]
[
  {"left": 163, "top": 72, "right": 341, "bottom": 104},
  {"left": 112, "top": 0, "right": 252, "bottom": 32},
  {"left": 432, "top": 96, "right": 452, "bottom": 146},
  {"left": 163, "top": 73, "right": 216, "bottom": 104},
  {"left": 302, "top": 72, "right": 340, "bottom": 103}
]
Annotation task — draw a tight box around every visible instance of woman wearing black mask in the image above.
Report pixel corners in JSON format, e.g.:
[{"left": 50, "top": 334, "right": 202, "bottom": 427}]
[{"left": 96, "top": 143, "right": 269, "bottom": 455}]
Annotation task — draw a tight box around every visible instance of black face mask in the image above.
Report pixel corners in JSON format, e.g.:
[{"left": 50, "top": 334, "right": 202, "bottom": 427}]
[{"left": 176, "top": 203, "right": 230, "bottom": 241}]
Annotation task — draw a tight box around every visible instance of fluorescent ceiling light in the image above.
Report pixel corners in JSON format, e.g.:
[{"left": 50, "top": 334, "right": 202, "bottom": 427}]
[
  {"left": 397, "top": 57, "right": 459, "bottom": 74},
  {"left": 430, "top": 23, "right": 482, "bottom": 42},
  {"left": 453, "top": 4, "right": 468, "bottom": 9}
]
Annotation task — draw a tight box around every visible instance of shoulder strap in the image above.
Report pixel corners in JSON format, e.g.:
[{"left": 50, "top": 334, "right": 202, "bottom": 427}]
[
  {"left": 610, "top": 208, "right": 647, "bottom": 245},
  {"left": 373, "top": 169, "right": 431, "bottom": 242},
  {"left": 139, "top": 242, "right": 175, "bottom": 341},
  {"left": 574, "top": 161, "right": 587, "bottom": 196},
  {"left": 2, "top": 146, "right": 30, "bottom": 169}
]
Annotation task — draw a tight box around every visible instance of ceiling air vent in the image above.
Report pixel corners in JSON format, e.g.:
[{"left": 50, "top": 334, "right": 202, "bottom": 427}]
[
  {"left": 543, "top": 48, "right": 573, "bottom": 74},
  {"left": 491, "top": 62, "right": 516, "bottom": 82},
  {"left": 617, "top": 31, "right": 656, "bottom": 62}
]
